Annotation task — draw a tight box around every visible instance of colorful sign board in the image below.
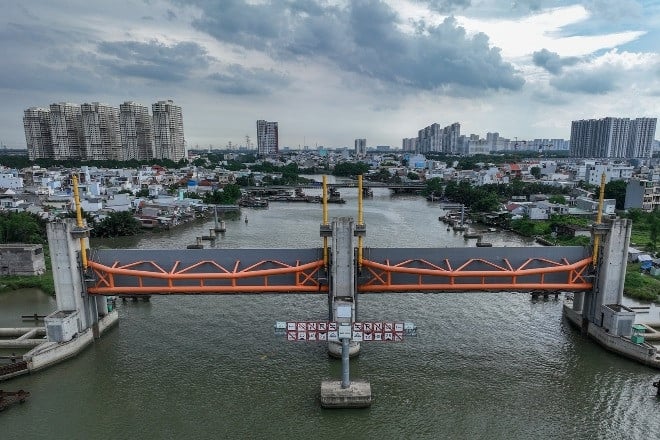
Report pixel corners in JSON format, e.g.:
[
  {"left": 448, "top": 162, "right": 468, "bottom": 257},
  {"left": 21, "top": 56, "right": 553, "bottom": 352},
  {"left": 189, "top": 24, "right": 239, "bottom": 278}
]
[{"left": 282, "top": 321, "right": 409, "bottom": 342}]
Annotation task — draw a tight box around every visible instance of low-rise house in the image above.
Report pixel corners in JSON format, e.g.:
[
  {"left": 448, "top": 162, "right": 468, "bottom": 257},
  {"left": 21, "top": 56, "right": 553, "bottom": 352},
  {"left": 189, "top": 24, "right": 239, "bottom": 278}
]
[
  {"left": 625, "top": 179, "right": 660, "bottom": 212},
  {"left": 575, "top": 197, "right": 616, "bottom": 215},
  {"left": 556, "top": 224, "right": 592, "bottom": 238},
  {"left": 81, "top": 197, "right": 103, "bottom": 213}
]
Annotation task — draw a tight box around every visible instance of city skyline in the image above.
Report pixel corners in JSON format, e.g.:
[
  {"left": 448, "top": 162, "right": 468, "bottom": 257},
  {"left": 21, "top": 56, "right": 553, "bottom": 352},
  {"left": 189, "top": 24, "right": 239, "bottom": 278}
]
[
  {"left": 23, "top": 100, "right": 186, "bottom": 161},
  {"left": 2, "top": 1, "right": 659, "bottom": 150}
]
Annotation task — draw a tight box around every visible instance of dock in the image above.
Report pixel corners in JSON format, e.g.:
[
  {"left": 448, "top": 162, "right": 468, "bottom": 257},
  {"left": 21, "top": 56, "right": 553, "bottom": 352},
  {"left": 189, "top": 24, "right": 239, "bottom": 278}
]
[{"left": 0, "top": 390, "right": 30, "bottom": 411}]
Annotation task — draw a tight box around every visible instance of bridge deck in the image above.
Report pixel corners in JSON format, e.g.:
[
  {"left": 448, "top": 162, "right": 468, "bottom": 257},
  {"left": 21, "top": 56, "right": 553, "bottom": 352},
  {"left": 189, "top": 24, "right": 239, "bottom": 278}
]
[{"left": 87, "top": 246, "right": 592, "bottom": 295}]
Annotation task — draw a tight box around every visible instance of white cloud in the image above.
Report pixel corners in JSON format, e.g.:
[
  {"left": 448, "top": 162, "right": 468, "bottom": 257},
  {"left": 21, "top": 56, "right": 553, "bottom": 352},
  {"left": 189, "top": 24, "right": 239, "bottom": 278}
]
[{"left": 455, "top": 5, "right": 645, "bottom": 58}]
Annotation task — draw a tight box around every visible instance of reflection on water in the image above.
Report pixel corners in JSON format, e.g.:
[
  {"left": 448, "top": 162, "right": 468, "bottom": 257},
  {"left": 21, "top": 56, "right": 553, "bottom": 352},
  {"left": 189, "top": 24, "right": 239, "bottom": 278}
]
[{"left": 3, "top": 190, "right": 660, "bottom": 440}]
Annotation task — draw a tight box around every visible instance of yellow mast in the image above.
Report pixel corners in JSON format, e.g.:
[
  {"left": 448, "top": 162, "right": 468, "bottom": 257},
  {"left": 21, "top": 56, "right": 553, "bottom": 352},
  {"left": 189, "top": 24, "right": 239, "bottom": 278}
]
[
  {"left": 72, "top": 174, "right": 88, "bottom": 269},
  {"left": 592, "top": 173, "right": 606, "bottom": 267},
  {"left": 358, "top": 175, "right": 364, "bottom": 267},
  {"left": 323, "top": 175, "right": 328, "bottom": 268}
]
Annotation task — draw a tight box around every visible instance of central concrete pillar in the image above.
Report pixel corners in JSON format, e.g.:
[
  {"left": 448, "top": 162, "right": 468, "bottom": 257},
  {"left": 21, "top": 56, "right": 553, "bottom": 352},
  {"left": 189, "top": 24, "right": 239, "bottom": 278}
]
[
  {"left": 327, "top": 217, "right": 360, "bottom": 357},
  {"left": 583, "top": 219, "right": 632, "bottom": 326},
  {"left": 47, "top": 219, "right": 98, "bottom": 336}
]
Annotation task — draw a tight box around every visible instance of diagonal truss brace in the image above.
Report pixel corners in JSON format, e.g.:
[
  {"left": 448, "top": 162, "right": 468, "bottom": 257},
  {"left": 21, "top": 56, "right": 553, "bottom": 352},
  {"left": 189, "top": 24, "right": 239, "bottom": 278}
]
[
  {"left": 358, "top": 256, "right": 593, "bottom": 292},
  {"left": 87, "top": 258, "right": 327, "bottom": 295}
]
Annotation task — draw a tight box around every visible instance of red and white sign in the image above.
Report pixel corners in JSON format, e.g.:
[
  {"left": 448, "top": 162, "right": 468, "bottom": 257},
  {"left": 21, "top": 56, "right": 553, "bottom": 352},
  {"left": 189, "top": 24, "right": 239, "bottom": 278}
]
[{"left": 284, "top": 321, "right": 405, "bottom": 342}]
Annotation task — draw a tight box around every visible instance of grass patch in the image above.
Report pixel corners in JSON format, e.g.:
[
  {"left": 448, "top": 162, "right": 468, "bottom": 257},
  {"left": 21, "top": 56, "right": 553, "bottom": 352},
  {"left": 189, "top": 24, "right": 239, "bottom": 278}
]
[
  {"left": 624, "top": 263, "right": 660, "bottom": 302},
  {"left": 0, "top": 270, "right": 55, "bottom": 296}
]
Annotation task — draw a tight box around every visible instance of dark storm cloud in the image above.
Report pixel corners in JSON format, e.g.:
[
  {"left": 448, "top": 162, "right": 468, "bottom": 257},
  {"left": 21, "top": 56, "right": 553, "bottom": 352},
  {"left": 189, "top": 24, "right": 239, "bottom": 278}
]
[
  {"left": 532, "top": 49, "right": 580, "bottom": 74},
  {"left": 207, "top": 64, "right": 289, "bottom": 95},
  {"left": 0, "top": 23, "right": 100, "bottom": 93},
  {"left": 549, "top": 67, "right": 619, "bottom": 94},
  {"left": 184, "top": 0, "right": 524, "bottom": 94},
  {"left": 97, "top": 40, "right": 213, "bottom": 82},
  {"left": 188, "top": 0, "right": 286, "bottom": 51}
]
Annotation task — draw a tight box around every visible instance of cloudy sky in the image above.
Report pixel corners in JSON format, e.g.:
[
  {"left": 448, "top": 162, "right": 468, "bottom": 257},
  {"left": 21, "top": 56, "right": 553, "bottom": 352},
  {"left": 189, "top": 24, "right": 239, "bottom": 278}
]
[{"left": 2, "top": 0, "right": 659, "bottom": 150}]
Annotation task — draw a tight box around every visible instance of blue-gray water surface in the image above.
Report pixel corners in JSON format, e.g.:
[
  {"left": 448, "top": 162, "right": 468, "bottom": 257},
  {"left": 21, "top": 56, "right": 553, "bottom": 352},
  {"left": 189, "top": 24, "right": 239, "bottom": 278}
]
[{"left": 2, "top": 186, "right": 660, "bottom": 439}]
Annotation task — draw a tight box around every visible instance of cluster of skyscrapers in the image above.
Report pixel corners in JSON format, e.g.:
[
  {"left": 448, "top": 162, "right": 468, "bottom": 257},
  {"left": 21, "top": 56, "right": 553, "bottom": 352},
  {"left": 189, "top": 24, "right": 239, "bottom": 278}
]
[
  {"left": 404, "top": 122, "right": 462, "bottom": 154},
  {"left": 23, "top": 100, "right": 185, "bottom": 161},
  {"left": 569, "top": 117, "right": 657, "bottom": 159}
]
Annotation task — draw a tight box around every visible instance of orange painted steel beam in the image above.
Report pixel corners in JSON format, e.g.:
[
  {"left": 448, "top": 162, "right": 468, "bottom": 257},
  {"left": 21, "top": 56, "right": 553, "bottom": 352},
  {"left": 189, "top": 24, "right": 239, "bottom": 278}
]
[
  {"left": 358, "top": 257, "right": 592, "bottom": 292},
  {"left": 87, "top": 259, "right": 327, "bottom": 295}
]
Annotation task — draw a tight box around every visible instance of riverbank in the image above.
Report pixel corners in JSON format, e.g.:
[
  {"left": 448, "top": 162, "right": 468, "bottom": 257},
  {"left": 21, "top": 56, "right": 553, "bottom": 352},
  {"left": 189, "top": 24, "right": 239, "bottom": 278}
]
[{"left": 0, "top": 271, "right": 55, "bottom": 296}]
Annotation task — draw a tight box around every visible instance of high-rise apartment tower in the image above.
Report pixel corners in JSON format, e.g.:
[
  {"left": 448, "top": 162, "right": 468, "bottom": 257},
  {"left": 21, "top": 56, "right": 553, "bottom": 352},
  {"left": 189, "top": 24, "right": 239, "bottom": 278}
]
[
  {"left": 256, "top": 120, "right": 278, "bottom": 156},
  {"left": 120, "top": 101, "right": 154, "bottom": 161},
  {"left": 23, "top": 107, "right": 53, "bottom": 160},
  {"left": 354, "top": 139, "right": 367, "bottom": 157},
  {"left": 152, "top": 100, "right": 185, "bottom": 161},
  {"left": 81, "top": 102, "right": 122, "bottom": 161},
  {"left": 49, "top": 102, "right": 84, "bottom": 160}
]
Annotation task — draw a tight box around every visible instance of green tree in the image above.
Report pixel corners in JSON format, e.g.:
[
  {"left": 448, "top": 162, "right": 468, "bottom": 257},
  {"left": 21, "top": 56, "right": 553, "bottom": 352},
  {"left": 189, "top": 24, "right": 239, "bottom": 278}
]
[
  {"left": 407, "top": 172, "right": 420, "bottom": 180},
  {"left": 648, "top": 210, "right": 660, "bottom": 252},
  {"left": 135, "top": 188, "right": 150, "bottom": 198},
  {"left": 203, "top": 184, "right": 242, "bottom": 204},
  {"left": 423, "top": 178, "right": 443, "bottom": 197},
  {"left": 333, "top": 162, "right": 370, "bottom": 177},
  {"left": 92, "top": 211, "right": 141, "bottom": 238},
  {"left": 0, "top": 212, "right": 47, "bottom": 244},
  {"left": 604, "top": 179, "right": 627, "bottom": 210},
  {"left": 530, "top": 166, "right": 541, "bottom": 179},
  {"left": 548, "top": 194, "right": 567, "bottom": 205}
]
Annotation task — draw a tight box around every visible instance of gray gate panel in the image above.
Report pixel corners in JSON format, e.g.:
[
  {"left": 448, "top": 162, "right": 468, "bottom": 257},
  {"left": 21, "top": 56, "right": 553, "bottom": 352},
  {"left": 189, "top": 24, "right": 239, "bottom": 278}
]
[
  {"left": 362, "top": 246, "right": 591, "bottom": 288},
  {"left": 91, "top": 248, "right": 324, "bottom": 289}
]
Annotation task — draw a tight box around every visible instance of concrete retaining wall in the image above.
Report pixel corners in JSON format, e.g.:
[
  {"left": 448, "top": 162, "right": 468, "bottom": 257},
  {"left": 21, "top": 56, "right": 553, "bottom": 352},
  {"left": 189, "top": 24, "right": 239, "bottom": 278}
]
[{"left": 0, "top": 244, "right": 46, "bottom": 275}]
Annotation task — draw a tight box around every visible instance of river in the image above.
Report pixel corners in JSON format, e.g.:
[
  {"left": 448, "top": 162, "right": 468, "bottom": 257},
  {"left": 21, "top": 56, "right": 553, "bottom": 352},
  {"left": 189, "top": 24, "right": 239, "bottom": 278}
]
[{"left": 2, "top": 183, "right": 660, "bottom": 439}]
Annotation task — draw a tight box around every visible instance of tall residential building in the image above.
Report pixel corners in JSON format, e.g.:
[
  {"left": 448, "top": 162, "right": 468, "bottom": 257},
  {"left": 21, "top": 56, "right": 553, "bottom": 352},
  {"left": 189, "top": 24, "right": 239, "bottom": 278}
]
[
  {"left": 443, "top": 123, "right": 461, "bottom": 154},
  {"left": 486, "top": 132, "right": 499, "bottom": 149},
  {"left": 256, "top": 120, "right": 278, "bottom": 156},
  {"left": 120, "top": 101, "right": 154, "bottom": 161},
  {"left": 354, "top": 138, "right": 367, "bottom": 157},
  {"left": 628, "top": 117, "right": 657, "bottom": 158},
  {"left": 152, "top": 100, "right": 185, "bottom": 161},
  {"left": 49, "top": 102, "right": 84, "bottom": 160},
  {"left": 570, "top": 117, "right": 657, "bottom": 159},
  {"left": 415, "top": 122, "right": 461, "bottom": 154},
  {"left": 23, "top": 107, "right": 53, "bottom": 160},
  {"left": 81, "top": 102, "right": 122, "bottom": 161},
  {"left": 402, "top": 138, "right": 416, "bottom": 152},
  {"left": 417, "top": 123, "right": 441, "bottom": 153}
]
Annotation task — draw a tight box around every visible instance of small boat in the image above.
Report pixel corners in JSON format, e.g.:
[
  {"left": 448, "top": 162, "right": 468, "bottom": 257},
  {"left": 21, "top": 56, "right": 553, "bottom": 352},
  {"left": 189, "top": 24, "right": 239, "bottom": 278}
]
[{"left": 238, "top": 197, "right": 269, "bottom": 208}]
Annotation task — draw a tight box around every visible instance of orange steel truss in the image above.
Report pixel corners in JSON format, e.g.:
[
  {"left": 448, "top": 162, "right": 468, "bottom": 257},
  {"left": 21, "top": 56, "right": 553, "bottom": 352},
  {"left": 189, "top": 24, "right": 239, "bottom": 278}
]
[
  {"left": 358, "top": 256, "right": 593, "bottom": 292},
  {"left": 87, "top": 255, "right": 593, "bottom": 295},
  {"left": 87, "top": 259, "right": 327, "bottom": 295}
]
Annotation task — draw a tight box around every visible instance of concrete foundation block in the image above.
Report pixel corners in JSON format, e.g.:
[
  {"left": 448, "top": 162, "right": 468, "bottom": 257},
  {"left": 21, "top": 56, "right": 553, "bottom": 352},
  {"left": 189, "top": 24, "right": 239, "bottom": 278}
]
[{"left": 320, "top": 380, "right": 372, "bottom": 408}]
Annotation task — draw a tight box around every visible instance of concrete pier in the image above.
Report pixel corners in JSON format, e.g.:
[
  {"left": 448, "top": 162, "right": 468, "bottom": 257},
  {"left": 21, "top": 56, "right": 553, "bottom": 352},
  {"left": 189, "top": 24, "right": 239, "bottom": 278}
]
[
  {"left": 320, "top": 380, "right": 372, "bottom": 408},
  {"left": 563, "top": 218, "right": 660, "bottom": 369}
]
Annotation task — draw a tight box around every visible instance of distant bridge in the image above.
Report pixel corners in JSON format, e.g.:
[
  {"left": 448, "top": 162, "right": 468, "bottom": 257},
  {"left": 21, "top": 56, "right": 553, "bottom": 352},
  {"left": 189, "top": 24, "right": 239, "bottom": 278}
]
[{"left": 243, "top": 182, "right": 426, "bottom": 192}]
